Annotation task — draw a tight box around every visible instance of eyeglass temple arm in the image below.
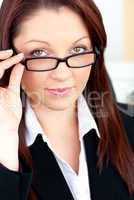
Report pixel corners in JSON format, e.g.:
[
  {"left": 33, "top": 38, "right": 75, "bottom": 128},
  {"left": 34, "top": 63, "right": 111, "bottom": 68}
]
[{"left": 94, "top": 46, "right": 101, "bottom": 55}]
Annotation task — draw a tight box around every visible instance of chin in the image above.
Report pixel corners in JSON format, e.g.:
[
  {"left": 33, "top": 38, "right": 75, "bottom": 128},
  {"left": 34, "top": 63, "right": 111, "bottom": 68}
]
[
  {"left": 45, "top": 102, "right": 70, "bottom": 111},
  {"left": 44, "top": 95, "right": 77, "bottom": 111}
]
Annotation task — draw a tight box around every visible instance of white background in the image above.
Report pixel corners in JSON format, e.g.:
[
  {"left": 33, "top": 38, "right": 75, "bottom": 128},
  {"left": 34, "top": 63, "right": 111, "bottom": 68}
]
[{"left": 94, "top": 0, "right": 134, "bottom": 104}]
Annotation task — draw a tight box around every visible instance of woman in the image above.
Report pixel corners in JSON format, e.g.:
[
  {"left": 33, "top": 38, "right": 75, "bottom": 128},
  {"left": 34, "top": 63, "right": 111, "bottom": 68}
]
[{"left": 0, "top": 0, "right": 133, "bottom": 199}]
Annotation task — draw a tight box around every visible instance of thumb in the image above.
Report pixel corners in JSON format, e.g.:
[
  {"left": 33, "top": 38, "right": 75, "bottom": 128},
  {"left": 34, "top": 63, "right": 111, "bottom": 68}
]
[{"left": 8, "top": 63, "right": 25, "bottom": 95}]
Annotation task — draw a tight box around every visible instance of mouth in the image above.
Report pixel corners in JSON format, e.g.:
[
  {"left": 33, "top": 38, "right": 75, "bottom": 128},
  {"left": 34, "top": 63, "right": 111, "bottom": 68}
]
[{"left": 46, "top": 87, "right": 73, "bottom": 96}]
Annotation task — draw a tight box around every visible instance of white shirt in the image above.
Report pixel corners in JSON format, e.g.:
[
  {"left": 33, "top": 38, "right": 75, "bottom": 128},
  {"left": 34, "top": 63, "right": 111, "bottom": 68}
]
[{"left": 25, "top": 94, "right": 100, "bottom": 200}]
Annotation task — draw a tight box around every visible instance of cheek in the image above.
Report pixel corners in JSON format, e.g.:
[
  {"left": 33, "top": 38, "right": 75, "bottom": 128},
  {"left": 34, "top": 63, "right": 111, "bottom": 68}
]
[
  {"left": 21, "top": 70, "right": 47, "bottom": 92},
  {"left": 75, "top": 67, "right": 91, "bottom": 91}
]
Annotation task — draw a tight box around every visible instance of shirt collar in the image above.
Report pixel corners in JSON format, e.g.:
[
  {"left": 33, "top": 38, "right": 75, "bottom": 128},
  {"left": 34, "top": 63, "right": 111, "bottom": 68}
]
[{"left": 25, "top": 94, "right": 100, "bottom": 146}]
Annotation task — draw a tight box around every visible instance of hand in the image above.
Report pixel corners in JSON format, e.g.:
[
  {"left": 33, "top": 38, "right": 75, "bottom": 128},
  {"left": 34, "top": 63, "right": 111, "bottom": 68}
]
[{"left": 0, "top": 49, "right": 25, "bottom": 171}]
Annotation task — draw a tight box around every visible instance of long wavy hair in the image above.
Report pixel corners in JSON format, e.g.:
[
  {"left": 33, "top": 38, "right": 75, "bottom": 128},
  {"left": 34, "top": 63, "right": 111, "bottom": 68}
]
[{"left": 0, "top": 0, "right": 134, "bottom": 199}]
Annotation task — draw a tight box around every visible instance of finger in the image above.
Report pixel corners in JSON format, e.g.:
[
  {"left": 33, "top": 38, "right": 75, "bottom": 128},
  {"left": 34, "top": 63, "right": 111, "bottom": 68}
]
[
  {"left": 0, "top": 53, "right": 24, "bottom": 71},
  {"left": 0, "top": 49, "right": 13, "bottom": 60},
  {"left": 0, "top": 53, "right": 24, "bottom": 79},
  {"left": 8, "top": 63, "right": 25, "bottom": 94}
]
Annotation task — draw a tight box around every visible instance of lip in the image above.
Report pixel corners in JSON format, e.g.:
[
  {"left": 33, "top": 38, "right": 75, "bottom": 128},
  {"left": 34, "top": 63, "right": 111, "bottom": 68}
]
[
  {"left": 47, "top": 87, "right": 73, "bottom": 91},
  {"left": 46, "top": 87, "right": 73, "bottom": 96}
]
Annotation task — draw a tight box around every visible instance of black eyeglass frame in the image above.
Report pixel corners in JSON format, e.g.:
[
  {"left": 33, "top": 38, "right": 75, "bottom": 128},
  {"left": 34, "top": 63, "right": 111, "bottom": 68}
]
[{"left": 17, "top": 46, "right": 100, "bottom": 72}]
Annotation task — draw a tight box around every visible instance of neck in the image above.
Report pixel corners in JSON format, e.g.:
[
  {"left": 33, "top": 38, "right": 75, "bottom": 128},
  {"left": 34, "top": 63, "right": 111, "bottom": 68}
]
[{"left": 30, "top": 99, "right": 78, "bottom": 138}]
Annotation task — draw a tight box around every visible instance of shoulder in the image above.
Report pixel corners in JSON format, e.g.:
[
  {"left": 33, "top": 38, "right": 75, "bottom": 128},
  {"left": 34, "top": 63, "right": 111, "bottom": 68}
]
[{"left": 117, "top": 102, "right": 134, "bottom": 151}]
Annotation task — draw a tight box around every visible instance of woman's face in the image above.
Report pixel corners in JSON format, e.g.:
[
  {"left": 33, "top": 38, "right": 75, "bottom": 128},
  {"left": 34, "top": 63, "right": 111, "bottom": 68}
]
[{"left": 13, "top": 7, "right": 93, "bottom": 111}]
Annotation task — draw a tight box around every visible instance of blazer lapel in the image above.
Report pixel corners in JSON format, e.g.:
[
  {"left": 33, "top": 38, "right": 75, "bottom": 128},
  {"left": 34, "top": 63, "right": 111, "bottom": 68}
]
[
  {"left": 83, "top": 129, "right": 127, "bottom": 200},
  {"left": 29, "top": 134, "right": 74, "bottom": 200}
]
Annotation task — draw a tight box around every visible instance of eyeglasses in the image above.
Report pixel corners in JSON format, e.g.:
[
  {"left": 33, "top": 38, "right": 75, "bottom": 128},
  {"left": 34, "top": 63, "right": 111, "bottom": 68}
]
[{"left": 19, "top": 47, "right": 100, "bottom": 72}]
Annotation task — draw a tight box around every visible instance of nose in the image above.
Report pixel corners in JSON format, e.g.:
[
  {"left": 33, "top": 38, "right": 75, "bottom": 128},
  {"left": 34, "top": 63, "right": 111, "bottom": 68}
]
[{"left": 50, "top": 61, "right": 73, "bottom": 81}]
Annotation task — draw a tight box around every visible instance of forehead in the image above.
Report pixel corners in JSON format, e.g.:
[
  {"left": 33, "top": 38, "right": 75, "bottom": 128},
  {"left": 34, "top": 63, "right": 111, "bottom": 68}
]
[{"left": 13, "top": 7, "right": 90, "bottom": 47}]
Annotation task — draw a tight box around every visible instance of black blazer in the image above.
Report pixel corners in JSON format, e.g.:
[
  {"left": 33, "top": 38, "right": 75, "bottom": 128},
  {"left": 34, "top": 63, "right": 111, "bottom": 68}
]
[{"left": 0, "top": 103, "right": 134, "bottom": 200}]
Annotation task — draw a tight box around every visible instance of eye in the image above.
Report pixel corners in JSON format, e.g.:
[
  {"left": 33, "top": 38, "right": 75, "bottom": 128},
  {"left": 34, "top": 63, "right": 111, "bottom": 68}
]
[
  {"left": 71, "top": 46, "right": 89, "bottom": 54},
  {"left": 29, "top": 49, "right": 48, "bottom": 57}
]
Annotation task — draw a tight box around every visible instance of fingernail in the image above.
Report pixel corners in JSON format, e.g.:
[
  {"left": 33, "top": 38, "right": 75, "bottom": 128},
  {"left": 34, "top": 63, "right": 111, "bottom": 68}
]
[
  {"left": 3, "top": 49, "right": 13, "bottom": 53},
  {"left": 6, "top": 49, "right": 13, "bottom": 51}
]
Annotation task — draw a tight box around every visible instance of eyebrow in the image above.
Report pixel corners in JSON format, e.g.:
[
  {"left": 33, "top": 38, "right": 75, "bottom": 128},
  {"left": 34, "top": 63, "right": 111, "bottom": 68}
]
[{"left": 23, "top": 35, "right": 90, "bottom": 46}]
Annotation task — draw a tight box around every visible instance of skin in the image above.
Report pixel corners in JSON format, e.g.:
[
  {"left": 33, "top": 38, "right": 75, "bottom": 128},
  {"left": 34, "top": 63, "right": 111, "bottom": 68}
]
[{"left": 13, "top": 7, "right": 93, "bottom": 173}]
